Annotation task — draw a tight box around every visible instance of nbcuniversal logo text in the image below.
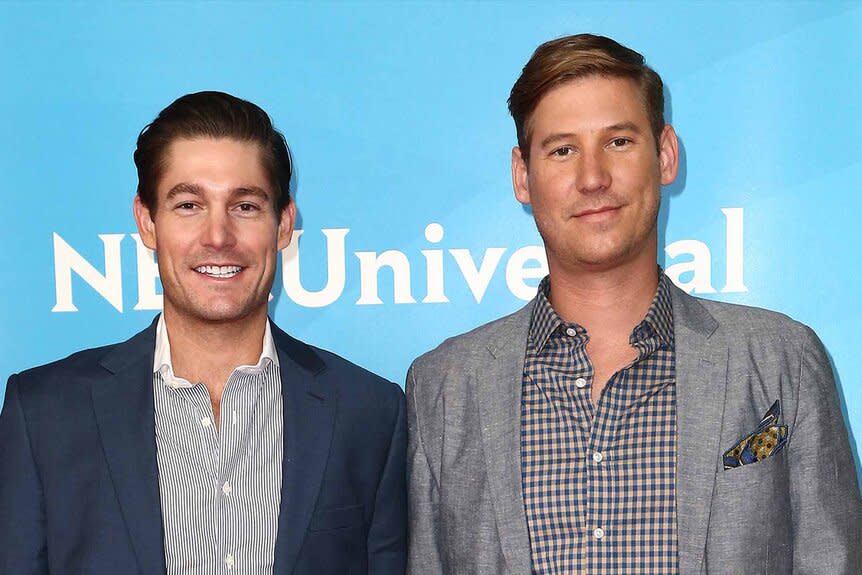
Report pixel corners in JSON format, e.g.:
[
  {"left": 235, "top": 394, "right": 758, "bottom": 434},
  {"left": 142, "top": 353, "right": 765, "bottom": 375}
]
[{"left": 52, "top": 208, "right": 746, "bottom": 313}]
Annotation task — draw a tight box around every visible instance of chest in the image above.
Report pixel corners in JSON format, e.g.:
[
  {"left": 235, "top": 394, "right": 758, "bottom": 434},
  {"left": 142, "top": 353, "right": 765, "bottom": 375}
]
[
  {"left": 519, "top": 344, "right": 678, "bottom": 573},
  {"left": 152, "top": 367, "right": 284, "bottom": 574}
]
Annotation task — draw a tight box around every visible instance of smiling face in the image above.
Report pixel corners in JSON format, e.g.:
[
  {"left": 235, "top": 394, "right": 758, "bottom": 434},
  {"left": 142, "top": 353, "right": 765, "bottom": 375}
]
[
  {"left": 512, "top": 75, "right": 678, "bottom": 276},
  {"left": 134, "top": 137, "right": 295, "bottom": 327}
]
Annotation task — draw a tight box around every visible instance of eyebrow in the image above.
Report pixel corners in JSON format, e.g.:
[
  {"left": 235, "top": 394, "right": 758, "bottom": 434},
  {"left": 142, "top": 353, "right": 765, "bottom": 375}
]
[
  {"left": 538, "top": 133, "right": 577, "bottom": 150},
  {"left": 165, "top": 182, "right": 202, "bottom": 201},
  {"left": 605, "top": 121, "right": 643, "bottom": 134},
  {"left": 538, "top": 122, "right": 644, "bottom": 149},
  {"left": 233, "top": 186, "right": 271, "bottom": 202}
]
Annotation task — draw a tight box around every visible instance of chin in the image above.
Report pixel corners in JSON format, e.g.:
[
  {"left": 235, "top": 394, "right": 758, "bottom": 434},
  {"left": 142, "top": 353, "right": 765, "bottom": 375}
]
[
  {"left": 184, "top": 299, "right": 263, "bottom": 324},
  {"left": 563, "top": 250, "right": 639, "bottom": 273},
  {"left": 566, "top": 242, "right": 625, "bottom": 266}
]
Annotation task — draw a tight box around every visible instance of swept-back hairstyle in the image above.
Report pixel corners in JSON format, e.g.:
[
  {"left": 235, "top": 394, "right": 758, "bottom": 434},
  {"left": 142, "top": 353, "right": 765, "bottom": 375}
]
[{"left": 134, "top": 91, "right": 292, "bottom": 214}]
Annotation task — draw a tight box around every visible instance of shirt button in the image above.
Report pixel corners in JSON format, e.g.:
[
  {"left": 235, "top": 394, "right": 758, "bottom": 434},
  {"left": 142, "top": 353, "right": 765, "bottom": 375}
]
[
  {"left": 575, "top": 377, "right": 587, "bottom": 388},
  {"left": 201, "top": 417, "right": 211, "bottom": 427},
  {"left": 565, "top": 327, "right": 577, "bottom": 337},
  {"left": 592, "top": 451, "right": 604, "bottom": 463},
  {"left": 225, "top": 553, "right": 234, "bottom": 569},
  {"left": 222, "top": 481, "right": 232, "bottom": 495},
  {"left": 594, "top": 527, "right": 605, "bottom": 540}
]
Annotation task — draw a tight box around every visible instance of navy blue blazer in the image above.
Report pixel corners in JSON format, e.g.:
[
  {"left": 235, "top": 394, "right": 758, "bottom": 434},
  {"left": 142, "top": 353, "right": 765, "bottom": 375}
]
[{"left": 0, "top": 319, "right": 406, "bottom": 574}]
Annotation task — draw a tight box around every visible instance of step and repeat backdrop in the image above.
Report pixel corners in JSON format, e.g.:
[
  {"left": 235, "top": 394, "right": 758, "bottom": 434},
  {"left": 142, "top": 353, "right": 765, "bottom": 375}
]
[{"left": 1, "top": 2, "right": 860, "bottom": 469}]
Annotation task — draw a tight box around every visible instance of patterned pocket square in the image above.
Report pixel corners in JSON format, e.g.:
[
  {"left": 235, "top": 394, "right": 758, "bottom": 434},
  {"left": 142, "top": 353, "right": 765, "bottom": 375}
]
[{"left": 723, "top": 400, "right": 788, "bottom": 470}]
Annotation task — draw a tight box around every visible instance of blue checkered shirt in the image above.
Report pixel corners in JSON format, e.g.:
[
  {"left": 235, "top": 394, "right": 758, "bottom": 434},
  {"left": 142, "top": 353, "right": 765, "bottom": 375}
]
[{"left": 521, "top": 274, "right": 678, "bottom": 574}]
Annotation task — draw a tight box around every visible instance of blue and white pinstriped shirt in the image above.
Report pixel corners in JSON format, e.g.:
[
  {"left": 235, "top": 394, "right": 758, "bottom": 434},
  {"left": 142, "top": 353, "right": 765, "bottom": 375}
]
[
  {"left": 521, "top": 275, "right": 678, "bottom": 574},
  {"left": 152, "top": 316, "right": 283, "bottom": 575}
]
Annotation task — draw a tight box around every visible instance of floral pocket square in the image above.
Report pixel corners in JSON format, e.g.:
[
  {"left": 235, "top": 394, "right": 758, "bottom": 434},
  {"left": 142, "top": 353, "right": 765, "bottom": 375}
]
[{"left": 723, "top": 400, "right": 787, "bottom": 470}]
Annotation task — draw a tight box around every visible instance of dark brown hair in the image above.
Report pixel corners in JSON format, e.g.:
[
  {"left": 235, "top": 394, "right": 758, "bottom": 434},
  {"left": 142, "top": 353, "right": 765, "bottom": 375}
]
[
  {"left": 508, "top": 34, "right": 664, "bottom": 161},
  {"left": 134, "top": 91, "right": 292, "bottom": 214}
]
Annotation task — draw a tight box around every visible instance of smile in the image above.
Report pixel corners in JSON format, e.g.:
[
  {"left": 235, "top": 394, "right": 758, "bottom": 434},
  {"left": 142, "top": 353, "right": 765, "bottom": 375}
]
[
  {"left": 194, "top": 265, "right": 243, "bottom": 278},
  {"left": 575, "top": 206, "right": 620, "bottom": 218}
]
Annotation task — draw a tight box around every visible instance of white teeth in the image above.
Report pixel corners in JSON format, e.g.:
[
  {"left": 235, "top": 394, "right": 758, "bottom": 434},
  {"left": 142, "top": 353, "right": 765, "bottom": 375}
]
[{"left": 194, "top": 265, "right": 242, "bottom": 278}]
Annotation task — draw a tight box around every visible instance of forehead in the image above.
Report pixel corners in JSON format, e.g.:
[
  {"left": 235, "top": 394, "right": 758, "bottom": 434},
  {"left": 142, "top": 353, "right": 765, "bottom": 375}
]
[
  {"left": 528, "top": 75, "right": 649, "bottom": 141},
  {"left": 158, "top": 137, "right": 270, "bottom": 196}
]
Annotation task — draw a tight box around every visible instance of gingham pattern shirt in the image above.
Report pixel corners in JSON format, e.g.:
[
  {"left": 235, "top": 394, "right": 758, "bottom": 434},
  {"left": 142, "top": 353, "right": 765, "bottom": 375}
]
[
  {"left": 152, "top": 316, "right": 283, "bottom": 574},
  {"left": 521, "top": 274, "right": 677, "bottom": 574}
]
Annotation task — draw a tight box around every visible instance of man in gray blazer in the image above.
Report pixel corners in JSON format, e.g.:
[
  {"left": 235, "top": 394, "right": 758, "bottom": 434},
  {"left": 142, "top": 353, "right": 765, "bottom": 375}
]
[{"left": 406, "top": 34, "right": 862, "bottom": 574}]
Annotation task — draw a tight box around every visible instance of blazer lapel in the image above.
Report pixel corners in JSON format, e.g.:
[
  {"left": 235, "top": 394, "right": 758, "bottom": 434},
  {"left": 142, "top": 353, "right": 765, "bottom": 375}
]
[
  {"left": 475, "top": 304, "right": 534, "bottom": 575},
  {"left": 91, "top": 320, "right": 167, "bottom": 575},
  {"left": 271, "top": 324, "right": 335, "bottom": 574},
  {"left": 670, "top": 286, "right": 728, "bottom": 575}
]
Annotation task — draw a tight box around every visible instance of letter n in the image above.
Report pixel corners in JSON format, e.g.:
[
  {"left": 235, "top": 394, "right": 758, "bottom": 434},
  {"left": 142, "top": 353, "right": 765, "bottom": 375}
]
[{"left": 52, "top": 233, "right": 124, "bottom": 312}]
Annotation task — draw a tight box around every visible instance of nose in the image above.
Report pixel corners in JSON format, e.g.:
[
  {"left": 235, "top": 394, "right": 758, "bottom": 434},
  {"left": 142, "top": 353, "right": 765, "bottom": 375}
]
[
  {"left": 575, "top": 146, "right": 611, "bottom": 194},
  {"left": 201, "top": 209, "right": 237, "bottom": 249}
]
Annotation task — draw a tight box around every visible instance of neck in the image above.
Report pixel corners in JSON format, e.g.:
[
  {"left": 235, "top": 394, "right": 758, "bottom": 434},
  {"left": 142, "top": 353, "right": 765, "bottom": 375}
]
[
  {"left": 547, "top": 255, "right": 659, "bottom": 339},
  {"left": 162, "top": 307, "right": 269, "bottom": 388}
]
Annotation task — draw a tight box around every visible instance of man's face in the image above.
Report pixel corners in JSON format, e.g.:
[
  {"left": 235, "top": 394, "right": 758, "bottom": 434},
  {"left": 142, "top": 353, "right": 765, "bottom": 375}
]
[
  {"left": 134, "top": 137, "right": 295, "bottom": 326},
  {"left": 512, "top": 75, "right": 678, "bottom": 275}
]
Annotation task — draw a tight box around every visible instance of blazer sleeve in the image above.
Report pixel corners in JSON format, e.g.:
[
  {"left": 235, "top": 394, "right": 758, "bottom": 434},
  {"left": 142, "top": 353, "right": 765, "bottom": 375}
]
[
  {"left": 367, "top": 384, "right": 408, "bottom": 574},
  {"left": 789, "top": 327, "right": 862, "bottom": 573},
  {"left": 405, "top": 363, "right": 444, "bottom": 575},
  {"left": 0, "top": 375, "right": 49, "bottom": 575}
]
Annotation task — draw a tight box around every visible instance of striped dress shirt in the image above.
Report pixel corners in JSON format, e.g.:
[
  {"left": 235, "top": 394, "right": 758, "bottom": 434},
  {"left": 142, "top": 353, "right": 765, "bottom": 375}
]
[
  {"left": 152, "top": 316, "right": 283, "bottom": 574},
  {"left": 521, "top": 274, "right": 678, "bottom": 574}
]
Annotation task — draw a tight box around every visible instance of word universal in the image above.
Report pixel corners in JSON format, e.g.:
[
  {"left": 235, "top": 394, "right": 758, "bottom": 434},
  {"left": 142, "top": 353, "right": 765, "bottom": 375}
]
[{"left": 53, "top": 209, "right": 746, "bottom": 312}]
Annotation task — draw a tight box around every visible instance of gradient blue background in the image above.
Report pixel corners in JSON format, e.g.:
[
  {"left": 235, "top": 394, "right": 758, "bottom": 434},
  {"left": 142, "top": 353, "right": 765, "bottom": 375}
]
[{"left": 2, "top": 2, "right": 859, "bottom": 474}]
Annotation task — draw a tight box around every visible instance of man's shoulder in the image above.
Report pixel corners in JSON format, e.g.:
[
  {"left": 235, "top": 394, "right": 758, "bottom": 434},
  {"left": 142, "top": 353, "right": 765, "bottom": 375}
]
[
  {"left": 9, "top": 325, "right": 153, "bottom": 399},
  {"left": 316, "top": 344, "right": 402, "bottom": 399},
  {"left": 269, "top": 322, "right": 403, "bottom": 404},
  {"left": 410, "top": 301, "right": 534, "bottom": 377},
  {"left": 18, "top": 343, "right": 116, "bottom": 378},
  {"left": 676, "top": 288, "right": 817, "bottom": 347}
]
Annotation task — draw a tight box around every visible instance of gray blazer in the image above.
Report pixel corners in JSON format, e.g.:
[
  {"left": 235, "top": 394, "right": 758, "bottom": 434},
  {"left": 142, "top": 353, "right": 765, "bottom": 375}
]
[{"left": 407, "top": 283, "right": 862, "bottom": 574}]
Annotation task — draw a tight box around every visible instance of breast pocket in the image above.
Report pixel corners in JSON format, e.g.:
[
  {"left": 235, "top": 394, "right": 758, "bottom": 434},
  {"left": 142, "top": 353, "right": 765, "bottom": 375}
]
[
  {"left": 715, "top": 449, "right": 787, "bottom": 491},
  {"left": 298, "top": 504, "right": 366, "bottom": 574}
]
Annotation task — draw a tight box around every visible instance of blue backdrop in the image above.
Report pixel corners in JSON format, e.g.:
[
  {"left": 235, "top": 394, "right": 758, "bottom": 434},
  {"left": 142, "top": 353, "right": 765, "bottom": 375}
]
[{"left": 2, "top": 2, "right": 860, "bottom": 474}]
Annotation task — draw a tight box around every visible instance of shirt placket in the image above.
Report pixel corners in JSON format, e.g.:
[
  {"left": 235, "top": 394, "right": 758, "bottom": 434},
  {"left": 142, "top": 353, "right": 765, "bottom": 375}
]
[
  {"left": 584, "top": 370, "right": 624, "bottom": 575},
  {"left": 217, "top": 375, "right": 241, "bottom": 574},
  {"left": 189, "top": 386, "right": 220, "bottom": 480},
  {"left": 559, "top": 328, "right": 593, "bottom": 574},
  {"left": 181, "top": 383, "right": 222, "bottom": 573},
  {"left": 217, "top": 367, "right": 267, "bottom": 574}
]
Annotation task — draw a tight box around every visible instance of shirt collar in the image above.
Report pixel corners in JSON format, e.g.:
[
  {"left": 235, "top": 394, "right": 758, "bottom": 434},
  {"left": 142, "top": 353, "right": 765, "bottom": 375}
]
[
  {"left": 638, "top": 272, "right": 674, "bottom": 348},
  {"left": 528, "top": 270, "right": 675, "bottom": 354},
  {"left": 153, "top": 315, "right": 279, "bottom": 388},
  {"left": 528, "top": 276, "right": 568, "bottom": 353}
]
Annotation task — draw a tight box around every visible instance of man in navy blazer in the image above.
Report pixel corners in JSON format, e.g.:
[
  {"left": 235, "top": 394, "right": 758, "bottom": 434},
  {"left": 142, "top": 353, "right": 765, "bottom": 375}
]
[{"left": 0, "top": 92, "right": 406, "bottom": 574}]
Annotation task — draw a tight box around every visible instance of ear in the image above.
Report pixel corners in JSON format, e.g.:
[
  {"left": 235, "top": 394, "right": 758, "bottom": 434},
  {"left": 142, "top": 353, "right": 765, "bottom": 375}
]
[
  {"left": 658, "top": 124, "right": 679, "bottom": 186},
  {"left": 133, "top": 196, "right": 157, "bottom": 250},
  {"left": 512, "top": 146, "right": 531, "bottom": 205},
  {"left": 277, "top": 200, "right": 296, "bottom": 251}
]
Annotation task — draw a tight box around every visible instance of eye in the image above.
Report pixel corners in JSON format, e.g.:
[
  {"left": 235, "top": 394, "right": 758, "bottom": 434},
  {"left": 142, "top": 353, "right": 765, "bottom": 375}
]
[
  {"left": 175, "top": 202, "right": 198, "bottom": 211},
  {"left": 608, "top": 137, "right": 633, "bottom": 148},
  {"left": 236, "top": 202, "right": 262, "bottom": 214},
  {"left": 551, "top": 145, "right": 575, "bottom": 158}
]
